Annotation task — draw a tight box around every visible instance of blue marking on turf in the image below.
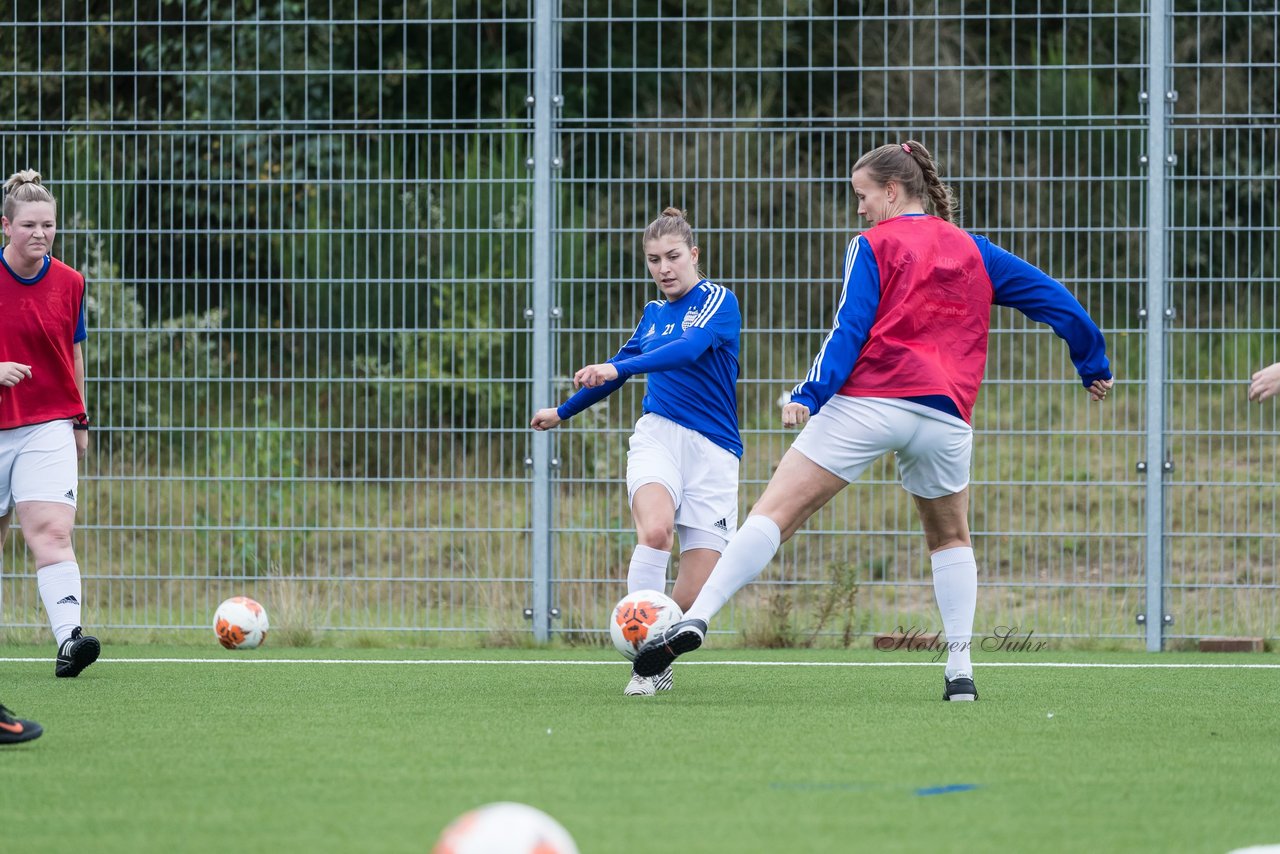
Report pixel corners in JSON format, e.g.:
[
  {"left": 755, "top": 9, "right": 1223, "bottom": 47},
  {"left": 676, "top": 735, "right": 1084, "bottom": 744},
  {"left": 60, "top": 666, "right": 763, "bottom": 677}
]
[{"left": 915, "top": 784, "right": 979, "bottom": 797}]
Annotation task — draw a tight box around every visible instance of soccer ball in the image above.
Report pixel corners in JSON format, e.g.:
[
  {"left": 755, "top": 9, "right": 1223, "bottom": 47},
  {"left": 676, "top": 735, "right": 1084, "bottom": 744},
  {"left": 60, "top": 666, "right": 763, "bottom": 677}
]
[
  {"left": 213, "top": 596, "right": 270, "bottom": 650},
  {"left": 609, "top": 589, "right": 683, "bottom": 661},
  {"left": 432, "top": 802, "right": 578, "bottom": 854}
]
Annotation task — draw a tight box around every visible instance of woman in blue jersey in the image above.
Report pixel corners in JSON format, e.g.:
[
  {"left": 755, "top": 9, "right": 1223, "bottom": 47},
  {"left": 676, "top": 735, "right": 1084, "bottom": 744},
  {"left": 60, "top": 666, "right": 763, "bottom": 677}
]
[
  {"left": 634, "top": 142, "right": 1113, "bottom": 702},
  {"left": 531, "top": 207, "right": 742, "bottom": 697}
]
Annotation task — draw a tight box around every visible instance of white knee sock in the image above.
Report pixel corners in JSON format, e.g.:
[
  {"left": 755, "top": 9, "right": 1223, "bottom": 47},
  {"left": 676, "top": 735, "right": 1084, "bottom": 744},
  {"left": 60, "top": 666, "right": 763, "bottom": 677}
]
[
  {"left": 627, "top": 544, "right": 670, "bottom": 594},
  {"left": 37, "top": 561, "right": 83, "bottom": 645},
  {"left": 931, "top": 546, "right": 977, "bottom": 679},
  {"left": 685, "top": 515, "right": 782, "bottom": 624}
]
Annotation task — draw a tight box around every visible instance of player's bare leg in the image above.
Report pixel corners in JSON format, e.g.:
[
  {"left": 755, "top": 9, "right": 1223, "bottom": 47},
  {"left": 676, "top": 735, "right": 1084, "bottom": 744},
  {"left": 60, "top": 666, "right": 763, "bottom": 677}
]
[
  {"left": 623, "top": 484, "right": 677, "bottom": 695},
  {"left": 914, "top": 490, "right": 979, "bottom": 700},
  {"left": 669, "top": 548, "right": 718, "bottom": 612},
  {"left": 18, "top": 501, "right": 99, "bottom": 677},
  {"left": 634, "top": 450, "right": 846, "bottom": 677},
  {"left": 746, "top": 448, "right": 850, "bottom": 544},
  {"left": 621, "top": 546, "right": 721, "bottom": 695},
  {"left": 626, "top": 483, "right": 675, "bottom": 595}
]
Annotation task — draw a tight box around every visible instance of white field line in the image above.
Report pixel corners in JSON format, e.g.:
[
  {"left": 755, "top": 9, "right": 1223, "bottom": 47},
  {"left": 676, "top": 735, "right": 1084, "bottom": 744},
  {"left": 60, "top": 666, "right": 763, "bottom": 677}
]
[{"left": 0, "top": 657, "right": 1278, "bottom": 669}]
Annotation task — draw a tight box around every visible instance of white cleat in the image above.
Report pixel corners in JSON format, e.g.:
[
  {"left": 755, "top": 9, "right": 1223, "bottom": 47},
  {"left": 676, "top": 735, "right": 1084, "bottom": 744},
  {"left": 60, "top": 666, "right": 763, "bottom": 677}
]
[
  {"left": 653, "top": 666, "right": 673, "bottom": 692},
  {"left": 623, "top": 667, "right": 673, "bottom": 696},
  {"left": 624, "top": 673, "right": 656, "bottom": 696}
]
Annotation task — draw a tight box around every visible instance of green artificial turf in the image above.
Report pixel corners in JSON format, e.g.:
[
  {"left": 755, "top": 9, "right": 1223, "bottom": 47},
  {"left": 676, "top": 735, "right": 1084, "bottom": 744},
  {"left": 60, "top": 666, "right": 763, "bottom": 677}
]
[{"left": 2, "top": 646, "right": 1278, "bottom": 853}]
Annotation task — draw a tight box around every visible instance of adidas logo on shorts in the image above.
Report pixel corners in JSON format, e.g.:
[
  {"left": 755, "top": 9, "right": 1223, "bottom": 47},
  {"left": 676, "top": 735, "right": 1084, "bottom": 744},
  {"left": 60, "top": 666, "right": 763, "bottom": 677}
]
[
  {"left": 713, "top": 518, "right": 728, "bottom": 532},
  {"left": 64, "top": 489, "right": 75, "bottom": 501}
]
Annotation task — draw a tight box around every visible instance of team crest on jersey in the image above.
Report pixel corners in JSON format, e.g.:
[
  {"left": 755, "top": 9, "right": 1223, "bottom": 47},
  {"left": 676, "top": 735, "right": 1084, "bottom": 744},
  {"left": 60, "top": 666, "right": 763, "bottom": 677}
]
[{"left": 681, "top": 307, "right": 700, "bottom": 331}]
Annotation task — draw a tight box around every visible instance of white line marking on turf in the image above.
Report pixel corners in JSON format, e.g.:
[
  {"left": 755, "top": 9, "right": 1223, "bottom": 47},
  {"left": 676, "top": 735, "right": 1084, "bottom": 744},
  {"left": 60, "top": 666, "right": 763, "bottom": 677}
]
[{"left": 1, "top": 657, "right": 1278, "bottom": 669}]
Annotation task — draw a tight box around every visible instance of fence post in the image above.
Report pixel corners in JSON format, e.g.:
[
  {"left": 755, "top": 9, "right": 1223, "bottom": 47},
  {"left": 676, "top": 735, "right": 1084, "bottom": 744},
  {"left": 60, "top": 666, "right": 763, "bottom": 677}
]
[
  {"left": 529, "top": 0, "right": 556, "bottom": 642},
  {"left": 1144, "top": 0, "right": 1170, "bottom": 652}
]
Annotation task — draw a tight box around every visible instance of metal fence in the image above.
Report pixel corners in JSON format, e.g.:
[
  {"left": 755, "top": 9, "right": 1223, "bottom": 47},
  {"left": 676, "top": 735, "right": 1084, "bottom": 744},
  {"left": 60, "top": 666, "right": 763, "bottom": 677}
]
[{"left": 0, "top": 1, "right": 1275, "bottom": 650}]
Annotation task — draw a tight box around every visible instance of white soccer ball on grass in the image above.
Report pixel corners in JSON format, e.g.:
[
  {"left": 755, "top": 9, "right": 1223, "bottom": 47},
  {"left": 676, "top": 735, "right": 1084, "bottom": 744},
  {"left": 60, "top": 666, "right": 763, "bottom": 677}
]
[
  {"left": 432, "top": 801, "right": 579, "bottom": 854},
  {"left": 609, "top": 589, "right": 684, "bottom": 661},
  {"left": 213, "top": 596, "right": 270, "bottom": 650}
]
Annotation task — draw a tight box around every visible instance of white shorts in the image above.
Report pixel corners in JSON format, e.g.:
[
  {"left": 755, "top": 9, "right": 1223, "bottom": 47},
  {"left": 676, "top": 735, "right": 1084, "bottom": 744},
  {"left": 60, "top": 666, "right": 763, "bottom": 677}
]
[
  {"left": 0, "top": 420, "right": 79, "bottom": 513},
  {"left": 789, "top": 396, "right": 972, "bottom": 498},
  {"left": 626, "top": 413, "right": 740, "bottom": 550}
]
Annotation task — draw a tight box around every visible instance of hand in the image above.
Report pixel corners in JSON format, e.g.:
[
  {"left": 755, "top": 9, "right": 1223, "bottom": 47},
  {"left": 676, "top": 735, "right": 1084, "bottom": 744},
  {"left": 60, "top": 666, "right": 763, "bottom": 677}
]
[
  {"left": 1087, "top": 377, "right": 1114, "bottom": 402},
  {"left": 573, "top": 362, "right": 619, "bottom": 389},
  {"left": 530, "top": 408, "right": 562, "bottom": 431},
  {"left": 74, "top": 429, "right": 89, "bottom": 460},
  {"left": 0, "top": 362, "right": 32, "bottom": 387},
  {"left": 1249, "top": 362, "right": 1280, "bottom": 402},
  {"left": 782, "top": 402, "right": 811, "bottom": 428}
]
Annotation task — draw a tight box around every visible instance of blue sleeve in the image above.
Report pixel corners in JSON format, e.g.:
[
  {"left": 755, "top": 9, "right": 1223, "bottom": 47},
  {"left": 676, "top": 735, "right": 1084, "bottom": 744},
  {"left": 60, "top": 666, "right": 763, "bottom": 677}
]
[
  {"left": 611, "top": 284, "right": 737, "bottom": 378},
  {"left": 555, "top": 309, "right": 648, "bottom": 421},
  {"left": 73, "top": 287, "right": 87, "bottom": 343},
  {"left": 789, "top": 236, "right": 882, "bottom": 415},
  {"left": 612, "top": 327, "right": 714, "bottom": 379},
  {"left": 974, "top": 235, "right": 1112, "bottom": 385}
]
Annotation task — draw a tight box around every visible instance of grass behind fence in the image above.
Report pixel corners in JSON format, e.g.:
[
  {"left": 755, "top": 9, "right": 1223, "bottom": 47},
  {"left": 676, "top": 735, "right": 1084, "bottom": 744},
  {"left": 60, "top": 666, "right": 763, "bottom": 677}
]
[{"left": 4, "top": 314, "right": 1279, "bottom": 642}]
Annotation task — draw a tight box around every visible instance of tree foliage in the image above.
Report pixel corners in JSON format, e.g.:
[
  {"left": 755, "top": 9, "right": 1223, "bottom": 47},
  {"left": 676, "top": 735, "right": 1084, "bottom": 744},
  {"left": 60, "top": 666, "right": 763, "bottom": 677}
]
[{"left": 1, "top": 2, "right": 1272, "bottom": 472}]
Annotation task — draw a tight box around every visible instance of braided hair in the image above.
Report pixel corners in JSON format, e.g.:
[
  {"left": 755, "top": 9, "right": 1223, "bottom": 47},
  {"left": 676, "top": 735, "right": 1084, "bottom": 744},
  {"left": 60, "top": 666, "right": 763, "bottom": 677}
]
[{"left": 852, "top": 141, "right": 955, "bottom": 223}]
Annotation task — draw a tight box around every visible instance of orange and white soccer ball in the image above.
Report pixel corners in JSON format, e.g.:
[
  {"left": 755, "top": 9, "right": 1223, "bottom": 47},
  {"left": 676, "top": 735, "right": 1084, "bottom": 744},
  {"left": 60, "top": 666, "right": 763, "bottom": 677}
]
[
  {"left": 609, "top": 589, "right": 683, "bottom": 661},
  {"left": 213, "top": 596, "right": 269, "bottom": 650},
  {"left": 432, "top": 802, "right": 578, "bottom": 854}
]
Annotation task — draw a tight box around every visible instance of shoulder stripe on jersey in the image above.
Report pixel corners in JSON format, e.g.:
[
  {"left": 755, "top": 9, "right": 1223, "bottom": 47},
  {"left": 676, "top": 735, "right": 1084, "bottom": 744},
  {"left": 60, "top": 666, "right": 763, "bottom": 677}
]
[
  {"left": 692, "top": 283, "right": 728, "bottom": 328},
  {"left": 630, "top": 301, "right": 663, "bottom": 336},
  {"left": 792, "top": 237, "right": 860, "bottom": 395}
]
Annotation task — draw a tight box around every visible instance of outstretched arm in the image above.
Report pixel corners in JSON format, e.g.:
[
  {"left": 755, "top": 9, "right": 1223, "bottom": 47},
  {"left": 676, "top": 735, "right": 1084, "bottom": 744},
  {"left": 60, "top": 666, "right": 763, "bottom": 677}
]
[
  {"left": 534, "top": 309, "right": 651, "bottom": 427},
  {"left": 607, "top": 283, "right": 736, "bottom": 382},
  {"left": 978, "top": 235, "right": 1112, "bottom": 389},
  {"left": 572, "top": 326, "right": 717, "bottom": 391},
  {"left": 608, "top": 326, "right": 715, "bottom": 380}
]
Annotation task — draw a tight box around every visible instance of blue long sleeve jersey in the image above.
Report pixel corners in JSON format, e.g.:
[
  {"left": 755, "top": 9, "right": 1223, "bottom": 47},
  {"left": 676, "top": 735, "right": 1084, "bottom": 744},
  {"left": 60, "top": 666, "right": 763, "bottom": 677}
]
[
  {"left": 790, "top": 223, "right": 1113, "bottom": 417},
  {"left": 556, "top": 280, "right": 743, "bottom": 457}
]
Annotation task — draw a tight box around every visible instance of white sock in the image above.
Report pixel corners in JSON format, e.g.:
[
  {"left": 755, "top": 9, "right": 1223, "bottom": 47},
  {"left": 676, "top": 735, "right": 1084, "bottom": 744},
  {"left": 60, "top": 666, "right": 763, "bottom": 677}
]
[
  {"left": 931, "top": 546, "right": 977, "bottom": 680},
  {"left": 626, "top": 544, "right": 670, "bottom": 595},
  {"left": 685, "top": 515, "right": 782, "bottom": 624},
  {"left": 37, "top": 560, "right": 83, "bottom": 645}
]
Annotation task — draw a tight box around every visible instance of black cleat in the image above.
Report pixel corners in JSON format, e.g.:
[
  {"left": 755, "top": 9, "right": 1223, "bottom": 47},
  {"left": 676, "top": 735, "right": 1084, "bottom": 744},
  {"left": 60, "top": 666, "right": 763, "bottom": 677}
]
[
  {"left": 0, "top": 704, "right": 43, "bottom": 744},
  {"left": 55, "top": 627, "right": 100, "bottom": 678},
  {"left": 943, "top": 674, "right": 978, "bottom": 702},
  {"left": 633, "top": 618, "right": 707, "bottom": 677}
]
